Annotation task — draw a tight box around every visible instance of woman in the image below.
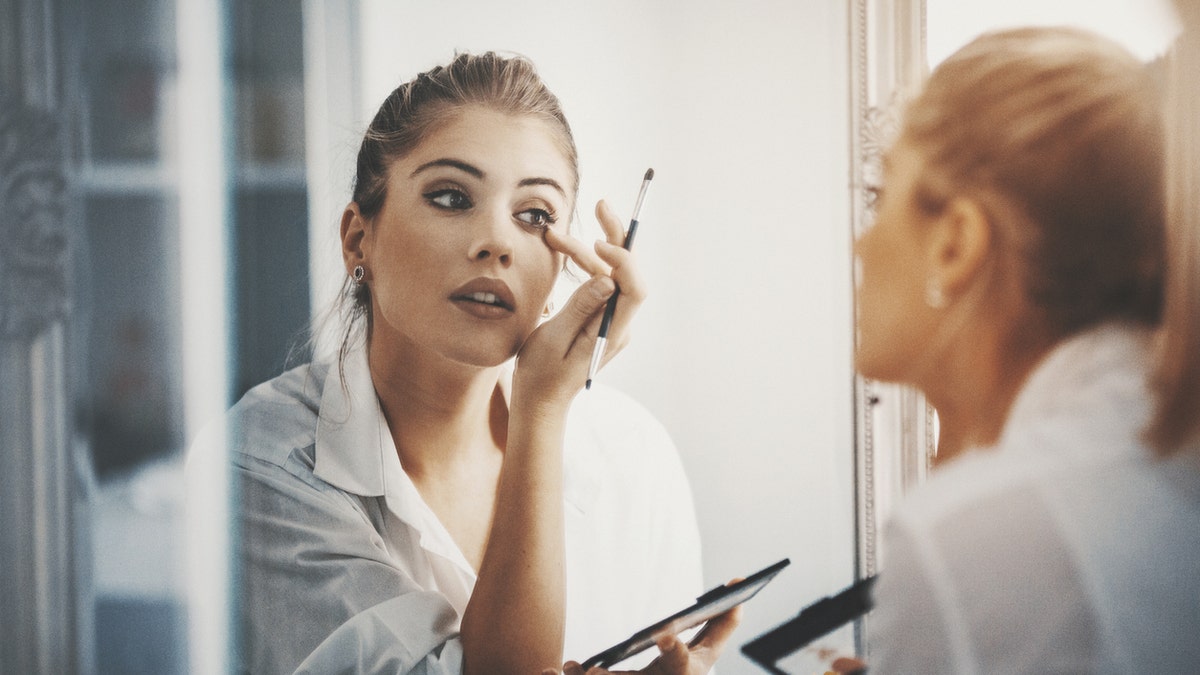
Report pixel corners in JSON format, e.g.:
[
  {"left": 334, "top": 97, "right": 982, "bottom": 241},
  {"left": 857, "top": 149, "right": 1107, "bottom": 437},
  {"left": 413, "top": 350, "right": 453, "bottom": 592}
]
[
  {"left": 225, "top": 53, "right": 737, "bottom": 674},
  {"left": 851, "top": 24, "right": 1200, "bottom": 673}
]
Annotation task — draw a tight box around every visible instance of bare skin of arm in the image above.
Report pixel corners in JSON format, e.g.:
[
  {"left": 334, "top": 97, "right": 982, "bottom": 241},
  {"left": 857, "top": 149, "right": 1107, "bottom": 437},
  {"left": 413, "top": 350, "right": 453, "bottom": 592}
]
[{"left": 460, "top": 201, "right": 643, "bottom": 675}]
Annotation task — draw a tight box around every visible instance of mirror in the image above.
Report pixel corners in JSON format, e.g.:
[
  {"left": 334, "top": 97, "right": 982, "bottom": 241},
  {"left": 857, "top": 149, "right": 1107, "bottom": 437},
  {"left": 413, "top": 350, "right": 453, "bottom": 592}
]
[
  {"left": 316, "top": 2, "right": 860, "bottom": 671},
  {"left": 847, "top": 0, "right": 931, "bottom": 630}
]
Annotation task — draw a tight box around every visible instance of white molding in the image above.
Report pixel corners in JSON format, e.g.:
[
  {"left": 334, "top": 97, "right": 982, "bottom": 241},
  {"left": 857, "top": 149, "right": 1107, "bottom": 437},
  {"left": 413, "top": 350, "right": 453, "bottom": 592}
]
[
  {"left": 176, "top": 0, "right": 231, "bottom": 672},
  {"left": 302, "top": 0, "right": 363, "bottom": 358},
  {"left": 848, "top": 0, "right": 932, "bottom": 656}
]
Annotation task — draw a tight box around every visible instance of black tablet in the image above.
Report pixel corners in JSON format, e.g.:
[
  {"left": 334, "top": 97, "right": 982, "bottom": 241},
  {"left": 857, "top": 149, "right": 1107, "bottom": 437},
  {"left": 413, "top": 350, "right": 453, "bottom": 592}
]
[{"left": 579, "top": 558, "right": 791, "bottom": 670}]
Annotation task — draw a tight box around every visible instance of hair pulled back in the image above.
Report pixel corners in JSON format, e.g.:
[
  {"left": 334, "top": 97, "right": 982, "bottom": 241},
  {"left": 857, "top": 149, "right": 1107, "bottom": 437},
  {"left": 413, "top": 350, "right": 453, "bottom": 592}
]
[
  {"left": 352, "top": 51, "right": 579, "bottom": 221},
  {"left": 902, "top": 27, "right": 1165, "bottom": 340}
]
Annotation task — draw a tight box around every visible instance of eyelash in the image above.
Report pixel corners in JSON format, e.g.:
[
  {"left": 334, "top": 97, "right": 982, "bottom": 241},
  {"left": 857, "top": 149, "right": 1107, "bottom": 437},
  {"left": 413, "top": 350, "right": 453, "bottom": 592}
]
[
  {"left": 516, "top": 207, "right": 557, "bottom": 230},
  {"left": 422, "top": 188, "right": 559, "bottom": 230},
  {"left": 424, "top": 188, "right": 473, "bottom": 211}
]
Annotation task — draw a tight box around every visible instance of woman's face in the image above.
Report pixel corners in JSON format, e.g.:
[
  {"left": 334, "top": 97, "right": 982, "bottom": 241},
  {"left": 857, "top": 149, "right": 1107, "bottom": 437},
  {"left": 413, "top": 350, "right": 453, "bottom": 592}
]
[
  {"left": 854, "top": 139, "right": 941, "bottom": 383},
  {"left": 361, "top": 106, "right": 574, "bottom": 368}
]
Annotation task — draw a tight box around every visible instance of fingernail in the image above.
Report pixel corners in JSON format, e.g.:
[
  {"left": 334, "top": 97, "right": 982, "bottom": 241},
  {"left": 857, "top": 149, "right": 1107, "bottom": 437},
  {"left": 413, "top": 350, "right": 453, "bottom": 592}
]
[{"left": 656, "top": 634, "right": 676, "bottom": 652}]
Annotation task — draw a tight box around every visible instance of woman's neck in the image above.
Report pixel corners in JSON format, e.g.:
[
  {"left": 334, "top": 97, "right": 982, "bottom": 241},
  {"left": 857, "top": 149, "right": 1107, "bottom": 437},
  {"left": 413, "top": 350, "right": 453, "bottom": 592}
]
[
  {"left": 922, "top": 318, "right": 1054, "bottom": 465},
  {"left": 367, "top": 336, "right": 507, "bottom": 479}
]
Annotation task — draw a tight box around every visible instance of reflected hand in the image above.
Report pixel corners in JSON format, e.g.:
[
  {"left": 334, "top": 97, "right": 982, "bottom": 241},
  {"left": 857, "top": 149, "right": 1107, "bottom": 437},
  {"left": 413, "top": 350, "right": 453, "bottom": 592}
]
[{"left": 828, "top": 656, "right": 868, "bottom": 674}]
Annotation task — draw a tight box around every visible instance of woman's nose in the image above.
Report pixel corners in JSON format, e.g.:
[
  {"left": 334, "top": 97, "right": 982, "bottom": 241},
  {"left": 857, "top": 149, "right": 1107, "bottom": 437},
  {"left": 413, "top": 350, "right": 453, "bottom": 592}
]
[{"left": 467, "top": 208, "right": 514, "bottom": 265}]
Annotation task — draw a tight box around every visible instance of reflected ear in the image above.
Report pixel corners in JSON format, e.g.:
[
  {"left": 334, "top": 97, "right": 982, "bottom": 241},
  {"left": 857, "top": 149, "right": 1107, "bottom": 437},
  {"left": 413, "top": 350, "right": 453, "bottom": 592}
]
[
  {"left": 927, "top": 196, "right": 992, "bottom": 298},
  {"left": 340, "top": 202, "right": 369, "bottom": 273}
]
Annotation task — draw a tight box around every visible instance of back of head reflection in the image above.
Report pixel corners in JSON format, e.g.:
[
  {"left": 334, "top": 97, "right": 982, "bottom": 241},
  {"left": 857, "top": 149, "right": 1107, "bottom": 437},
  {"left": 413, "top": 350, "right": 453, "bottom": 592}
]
[{"left": 854, "top": 25, "right": 1200, "bottom": 673}]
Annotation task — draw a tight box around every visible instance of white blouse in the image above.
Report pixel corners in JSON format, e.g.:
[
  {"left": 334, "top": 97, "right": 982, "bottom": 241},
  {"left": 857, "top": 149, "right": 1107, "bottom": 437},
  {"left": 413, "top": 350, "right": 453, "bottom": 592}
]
[
  {"left": 221, "top": 346, "right": 704, "bottom": 674},
  {"left": 869, "top": 324, "right": 1200, "bottom": 674}
]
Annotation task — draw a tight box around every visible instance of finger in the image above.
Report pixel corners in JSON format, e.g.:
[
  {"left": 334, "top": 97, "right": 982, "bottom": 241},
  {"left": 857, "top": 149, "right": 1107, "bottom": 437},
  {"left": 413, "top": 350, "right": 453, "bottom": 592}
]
[
  {"left": 536, "top": 275, "right": 616, "bottom": 361},
  {"left": 588, "top": 243, "right": 646, "bottom": 369},
  {"left": 557, "top": 275, "right": 616, "bottom": 330},
  {"left": 594, "top": 240, "right": 646, "bottom": 305},
  {"left": 831, "top": 656, "right": 869, "bottom": 674},
  {"left": 545, "top": 226, "right": 609, "bottom": 277},
  {"left": 595, "top": 199, "right": 627, "bottom": 246},
  {"left": 693, "top": 605, "right": 742, "bottom": 643},
  {"left": 686, "top": 606, "right": 743, "bottom": 665},
  {"left": 651, "top": 633, "right": 689, "bottom": 674}
]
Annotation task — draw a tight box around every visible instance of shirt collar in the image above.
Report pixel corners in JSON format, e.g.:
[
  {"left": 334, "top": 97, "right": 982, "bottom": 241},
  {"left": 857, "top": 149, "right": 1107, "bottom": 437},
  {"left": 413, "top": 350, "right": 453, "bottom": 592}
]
[
  {"left": 311, "top": 344, "right": 598, "bottom": 515},
  {"left": 313, "top": 345, "right": 388, "bottom": 497},
  {"left": 997, "top": 322, "right": 1153, "bottom": 454}
]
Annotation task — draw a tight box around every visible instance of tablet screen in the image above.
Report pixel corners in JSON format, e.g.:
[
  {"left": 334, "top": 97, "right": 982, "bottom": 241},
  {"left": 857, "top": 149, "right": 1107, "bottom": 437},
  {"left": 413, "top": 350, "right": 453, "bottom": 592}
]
[{"left": 579, "top": 558, "right": 790, "bottom": 670}]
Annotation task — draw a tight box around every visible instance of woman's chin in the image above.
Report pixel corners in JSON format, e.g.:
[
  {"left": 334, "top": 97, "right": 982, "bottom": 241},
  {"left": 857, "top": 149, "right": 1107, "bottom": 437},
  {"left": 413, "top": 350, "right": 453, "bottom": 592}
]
[
  {"left": 854, "top": 349, "right": 905, "bottom": 385},
  {"left": 442, "top": 337, "right": 524, "bottom": 370}
]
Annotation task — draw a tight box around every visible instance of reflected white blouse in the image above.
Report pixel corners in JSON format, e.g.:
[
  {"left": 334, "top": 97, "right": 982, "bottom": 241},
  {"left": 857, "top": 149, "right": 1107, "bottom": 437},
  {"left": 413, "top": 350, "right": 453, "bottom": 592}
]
[
  {"left": 869, "top": 324, "right": 1200, "bottom": 674},
  {"left": 223, "top": 346, "right": 703, "bottom": 674}
]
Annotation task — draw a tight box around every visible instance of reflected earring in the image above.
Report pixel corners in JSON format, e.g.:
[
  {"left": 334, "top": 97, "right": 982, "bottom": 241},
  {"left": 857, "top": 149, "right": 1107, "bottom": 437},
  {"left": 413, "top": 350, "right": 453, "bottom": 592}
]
[
  {"left": 352, "top": 265, "right": 366, "bottom": 286},
  {"left": 925, "top": 278, "right": 946, "bottom": 309}
]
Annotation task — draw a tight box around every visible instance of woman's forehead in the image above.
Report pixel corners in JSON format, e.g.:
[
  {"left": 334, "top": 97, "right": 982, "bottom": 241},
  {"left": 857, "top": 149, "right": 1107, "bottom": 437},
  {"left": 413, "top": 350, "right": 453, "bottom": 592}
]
[{"left": 399, "top": 107, "right": 575, "bottom": 185}]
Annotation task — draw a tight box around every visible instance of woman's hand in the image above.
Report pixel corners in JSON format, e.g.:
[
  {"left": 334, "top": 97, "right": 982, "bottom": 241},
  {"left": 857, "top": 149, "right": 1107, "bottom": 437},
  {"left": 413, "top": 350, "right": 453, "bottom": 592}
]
[
  {"left": 513, "top": 199, "right": 647, "bottom": 409},
  {"left": 549, "top": 606, "right": 742, "bottom": 675}
]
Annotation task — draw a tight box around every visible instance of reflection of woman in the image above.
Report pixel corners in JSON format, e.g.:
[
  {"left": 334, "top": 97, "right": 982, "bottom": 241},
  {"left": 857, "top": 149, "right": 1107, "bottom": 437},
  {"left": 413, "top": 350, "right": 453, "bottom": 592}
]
[
  {"left": 852, "top": 25, "right": 1200, "bottom": 673},
  {"left": 225, "top": 53, "right": 736, "bottom": 674}
]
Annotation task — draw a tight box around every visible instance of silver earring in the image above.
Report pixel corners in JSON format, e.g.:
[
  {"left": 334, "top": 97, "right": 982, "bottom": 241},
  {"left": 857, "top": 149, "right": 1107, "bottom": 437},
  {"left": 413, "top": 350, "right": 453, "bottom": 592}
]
[
  {"left": 352, "top": 265, "right": 365, "bottom": 284},
  {"left": 925, "top": 278, "right": 946, "bottom": 309}
]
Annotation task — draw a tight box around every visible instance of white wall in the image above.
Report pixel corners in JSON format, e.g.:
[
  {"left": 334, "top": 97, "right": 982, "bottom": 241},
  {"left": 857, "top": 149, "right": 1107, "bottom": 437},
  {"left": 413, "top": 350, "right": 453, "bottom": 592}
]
[
  {"left": 343, "top": 1, "right": 856, "bottom": 670},
  {"left": 928, "top": 0, "right": 1180, "bottom": 65}
]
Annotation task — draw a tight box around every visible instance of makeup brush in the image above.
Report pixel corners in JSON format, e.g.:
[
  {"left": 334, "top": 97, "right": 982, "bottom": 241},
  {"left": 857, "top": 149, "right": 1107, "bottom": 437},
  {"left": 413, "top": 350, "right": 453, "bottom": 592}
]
[{"left": 586, "top": 168, "right": 654, "bottom": 390}]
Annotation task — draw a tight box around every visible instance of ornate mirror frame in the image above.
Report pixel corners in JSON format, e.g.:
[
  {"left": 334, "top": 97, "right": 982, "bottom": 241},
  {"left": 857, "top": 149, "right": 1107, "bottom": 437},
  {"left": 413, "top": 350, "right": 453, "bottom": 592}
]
[{"left": 848, "top": 0, "right": 935, "bottom": 652}]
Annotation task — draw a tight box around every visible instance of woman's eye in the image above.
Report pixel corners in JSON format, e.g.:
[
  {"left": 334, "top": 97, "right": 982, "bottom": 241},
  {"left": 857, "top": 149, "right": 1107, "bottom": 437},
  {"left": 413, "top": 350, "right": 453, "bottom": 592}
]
[
  {"left": 864, "top": 184, "right": 883, "bottom": 207},
  {"left": 515, "top": 208, "right": 556, "bottom": 229},
  {"left": 425, "top": 189, "right": 472, "bottom": 211}
]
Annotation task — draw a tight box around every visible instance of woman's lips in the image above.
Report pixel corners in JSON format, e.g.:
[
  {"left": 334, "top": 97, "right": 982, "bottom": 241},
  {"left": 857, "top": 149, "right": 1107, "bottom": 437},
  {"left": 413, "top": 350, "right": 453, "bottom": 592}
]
[{"left": 450, "top": 278, "right": 516, "bottom": 319}]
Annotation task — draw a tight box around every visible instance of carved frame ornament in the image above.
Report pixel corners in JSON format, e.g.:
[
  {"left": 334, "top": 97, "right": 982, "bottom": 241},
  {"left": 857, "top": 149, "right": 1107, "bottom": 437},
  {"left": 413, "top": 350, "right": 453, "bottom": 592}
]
[
  {"left": 848, "top": 0, "right": 933, "bottom": 648},
  {"left": 0, "top": 92, "right": 68, "bottom": 340}
]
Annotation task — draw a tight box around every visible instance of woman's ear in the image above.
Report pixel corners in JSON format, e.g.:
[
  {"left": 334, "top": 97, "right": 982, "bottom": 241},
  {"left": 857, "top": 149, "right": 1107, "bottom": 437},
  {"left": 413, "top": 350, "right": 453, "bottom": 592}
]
[
  {"left": 341, "top": 202, "right": 369, "bottom": 273},
  {"left": 926, "top": 196, "right": 993, "bottom": 298}
]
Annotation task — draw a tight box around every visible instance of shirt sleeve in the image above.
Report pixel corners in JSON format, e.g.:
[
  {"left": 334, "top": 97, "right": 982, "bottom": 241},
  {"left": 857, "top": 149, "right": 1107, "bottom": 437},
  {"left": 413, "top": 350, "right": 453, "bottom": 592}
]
[{"left": 235, "top": 450, "right": 464, "bottom": 675}]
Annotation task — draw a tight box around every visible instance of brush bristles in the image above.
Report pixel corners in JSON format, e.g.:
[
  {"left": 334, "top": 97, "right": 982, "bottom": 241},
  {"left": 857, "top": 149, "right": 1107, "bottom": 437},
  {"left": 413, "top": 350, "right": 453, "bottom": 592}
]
[{"left": 644, "top": 168, "right": 654, "bottom": 181}]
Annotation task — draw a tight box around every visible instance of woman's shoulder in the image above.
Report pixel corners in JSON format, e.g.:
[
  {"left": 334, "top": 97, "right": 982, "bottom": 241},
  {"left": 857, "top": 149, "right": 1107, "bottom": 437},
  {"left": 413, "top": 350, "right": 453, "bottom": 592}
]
[{"left": 225, "top": 360, "right": 333, "bottom": 467}]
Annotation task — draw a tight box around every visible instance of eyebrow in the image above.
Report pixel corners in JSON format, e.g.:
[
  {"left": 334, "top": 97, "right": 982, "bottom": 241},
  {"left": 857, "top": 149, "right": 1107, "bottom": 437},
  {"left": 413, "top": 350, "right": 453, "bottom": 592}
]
[
  {"left": 411, "top": 158, "right": 483, "bottom": 179},
  {"left": 518, "top": 176, "right": 567, "bottom": 198},
  {"left": 411, "top": 157, "right": 567, "bottom": 198}
]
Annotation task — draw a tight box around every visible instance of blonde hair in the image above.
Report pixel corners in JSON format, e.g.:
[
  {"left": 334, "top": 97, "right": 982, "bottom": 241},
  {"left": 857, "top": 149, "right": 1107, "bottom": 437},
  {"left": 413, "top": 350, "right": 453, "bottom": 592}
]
[
  {"left": 901, "top": 27, "right": 1165, "bottom": 340},
  {"left": 1148, "top": 3, "right": 1200, "bottom": 453}
]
